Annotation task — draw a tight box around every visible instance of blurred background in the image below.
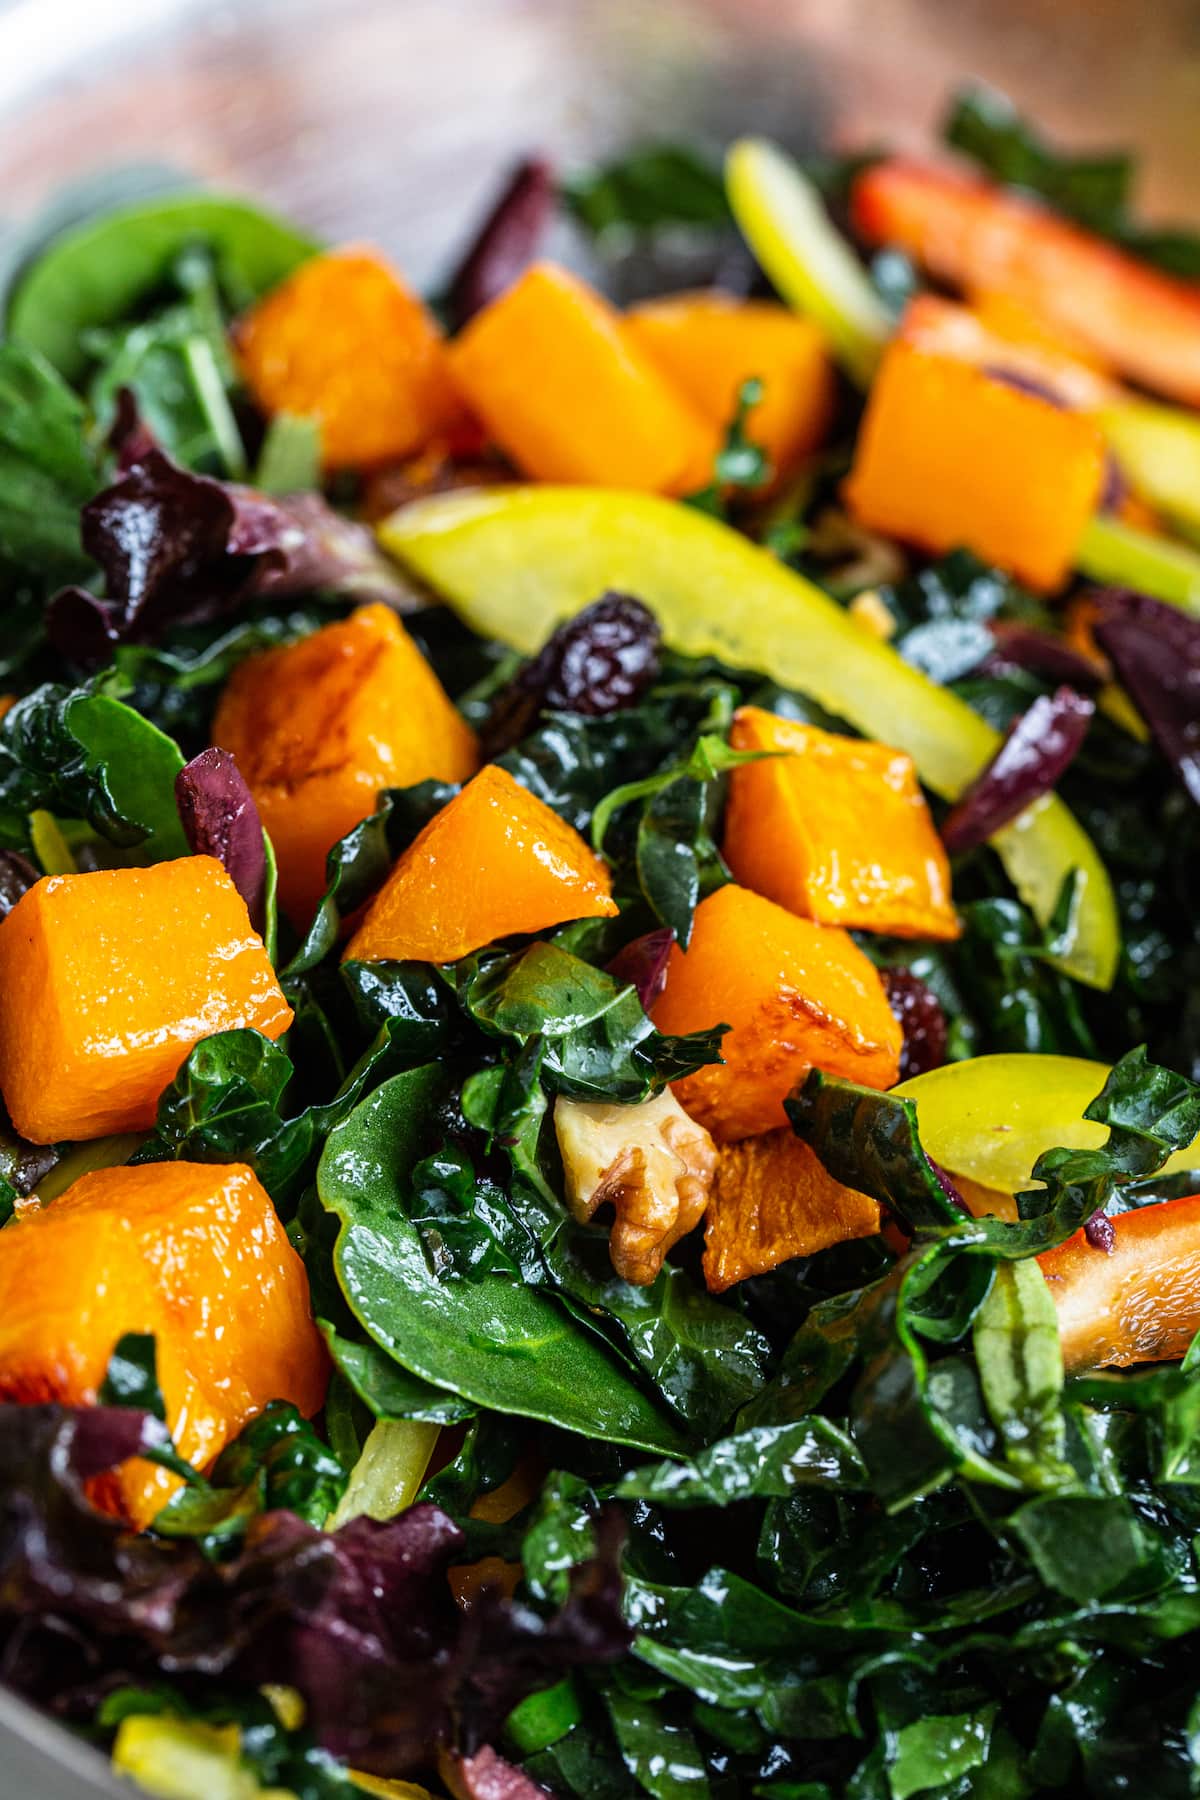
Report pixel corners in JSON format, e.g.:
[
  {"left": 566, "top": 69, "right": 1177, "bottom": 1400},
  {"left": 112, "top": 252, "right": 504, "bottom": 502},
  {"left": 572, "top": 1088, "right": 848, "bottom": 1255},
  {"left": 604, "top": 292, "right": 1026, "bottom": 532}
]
[{"left": 2, "top": 0, "right": 1199, "bottom": 292}]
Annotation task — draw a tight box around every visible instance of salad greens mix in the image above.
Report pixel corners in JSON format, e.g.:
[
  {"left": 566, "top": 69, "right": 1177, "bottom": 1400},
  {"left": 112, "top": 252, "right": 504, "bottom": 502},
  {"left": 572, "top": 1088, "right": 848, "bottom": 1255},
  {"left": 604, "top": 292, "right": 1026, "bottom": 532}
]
[{"left": 0, "top": 79, "right": 1199, "bottom": 1800}]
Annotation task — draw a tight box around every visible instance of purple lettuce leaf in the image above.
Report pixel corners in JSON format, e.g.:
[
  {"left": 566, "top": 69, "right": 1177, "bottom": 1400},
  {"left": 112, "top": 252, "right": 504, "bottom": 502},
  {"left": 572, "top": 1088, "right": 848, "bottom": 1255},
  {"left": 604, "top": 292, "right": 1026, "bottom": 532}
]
[
  {"left": 607, "top": 927, "right": 676, "bottom": 1011},
  {"left": 1091, "top": 587, "right": 1200, "bottom": 805},
  {"left": 941, "top": 686, "right": 1095, "bottom": 854},
  {"left": 175, "top": 749, "right": 267, "bottom": 930},
  {"left": 0, "top": 1403, "right": 629, "bottom": 1778},
  {"left": 445, "top": 157, "right": 556, "bottom": 329},
  {"left": 47, "top": 400, "right": 414, "bottom": 669}
]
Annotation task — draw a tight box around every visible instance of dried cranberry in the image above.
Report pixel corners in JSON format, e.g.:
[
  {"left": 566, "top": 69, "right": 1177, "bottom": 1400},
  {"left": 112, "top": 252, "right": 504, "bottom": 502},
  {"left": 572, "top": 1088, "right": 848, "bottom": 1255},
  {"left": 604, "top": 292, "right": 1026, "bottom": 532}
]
[
  {"left": 882, "top": 967, "right": 948, "bottom": 1081},
  {"left": 481, "top": 592, "right": 661, "bottom": 755},
  {"left": 607, "top": 927, "right": 675, "bottom": 1011},
  {"left": 1084, "top": 1210, "right": 1116, "bottom": 1253}
]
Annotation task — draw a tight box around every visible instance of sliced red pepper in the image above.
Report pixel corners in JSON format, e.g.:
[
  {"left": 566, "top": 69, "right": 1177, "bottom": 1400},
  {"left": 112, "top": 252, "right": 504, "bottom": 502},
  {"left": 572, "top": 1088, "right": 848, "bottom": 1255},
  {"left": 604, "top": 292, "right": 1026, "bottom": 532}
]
[
  {"left": 1038, "top": 1193, "right": 1200, "bottom": 1371},
  {"left": 851, "top": 159, "right": 1200, "bottom": 407}
]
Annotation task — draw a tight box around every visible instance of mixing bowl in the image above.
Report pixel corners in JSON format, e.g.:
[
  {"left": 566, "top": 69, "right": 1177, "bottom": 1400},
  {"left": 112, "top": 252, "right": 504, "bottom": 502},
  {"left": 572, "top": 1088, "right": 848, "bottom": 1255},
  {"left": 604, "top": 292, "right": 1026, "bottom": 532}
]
[{"left": 1, "top": 0, "right": 1198, "bottom": 1791}]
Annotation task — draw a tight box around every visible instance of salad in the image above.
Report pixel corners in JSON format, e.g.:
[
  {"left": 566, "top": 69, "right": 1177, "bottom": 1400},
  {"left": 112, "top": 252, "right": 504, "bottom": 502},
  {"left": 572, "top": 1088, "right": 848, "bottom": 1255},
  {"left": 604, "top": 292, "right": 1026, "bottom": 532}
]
[{"left": 0, "top": 81, "right": 1199, "bottom": 1800}]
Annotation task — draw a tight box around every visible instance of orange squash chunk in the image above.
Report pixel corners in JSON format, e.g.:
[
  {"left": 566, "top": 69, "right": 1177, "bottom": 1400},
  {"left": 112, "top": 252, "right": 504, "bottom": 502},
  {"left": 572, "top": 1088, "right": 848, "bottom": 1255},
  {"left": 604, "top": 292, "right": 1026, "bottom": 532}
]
[
  {"left": 343, "top": 765, "right": 617, "bottom": 964},
  {"left": 1038, "top": 1194, "right": 1200, "bottom": 1372},
  {"left": 235, "top": 247, "right": 462, "bottom": 470},
  {"left": 650, "top": 884, "right": 901, "bottom": 1143},
  {"left": 723, "top": 707, "right": 958, "bottom": 940},
  {"left": 214, "top": 604, "right": 478, "bottom": 926},
  {"left": 703, "top": 1127, "right": 880, "bottom": 1292},
  {"left": 625, "top": 291, "right": 833, "bottom": 481},
  {"left": 0, "top": 857, "right": 292, "bottom": 1143},
  {"left": 0, "top": 1161, "right": 328, "bottom": 1526},
  {"left": 844, "top": 333, "right": 1106, "bottom": 591},
  {"left": 447, "top": 262, "right": 719, "bottom": 493}
]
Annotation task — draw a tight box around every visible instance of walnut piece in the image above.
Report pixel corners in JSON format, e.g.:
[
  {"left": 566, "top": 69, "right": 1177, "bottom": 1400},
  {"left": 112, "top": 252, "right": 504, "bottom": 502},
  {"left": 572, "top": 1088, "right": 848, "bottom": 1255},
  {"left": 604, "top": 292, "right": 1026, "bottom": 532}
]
[{"left": 553, "top": 1089, "right": 717, "bottom": 1285}]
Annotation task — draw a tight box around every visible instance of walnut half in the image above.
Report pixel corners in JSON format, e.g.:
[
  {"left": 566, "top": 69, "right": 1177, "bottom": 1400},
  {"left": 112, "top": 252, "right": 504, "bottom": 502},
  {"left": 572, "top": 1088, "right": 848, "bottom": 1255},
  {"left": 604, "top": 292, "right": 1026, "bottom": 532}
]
[{"left": 553, "top": 1089, "right": 718, "bottom": 1285}]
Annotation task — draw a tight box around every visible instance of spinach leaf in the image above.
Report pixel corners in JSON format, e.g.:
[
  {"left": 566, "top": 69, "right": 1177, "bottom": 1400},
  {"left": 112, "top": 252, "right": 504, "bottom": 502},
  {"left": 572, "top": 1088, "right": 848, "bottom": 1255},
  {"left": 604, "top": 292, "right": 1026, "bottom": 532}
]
[
  {"left": 0, "top": 344, "right": 98, "bottom": 584},
  {"left": 0, "top": 679, "right": 188, "bottom": 857},
  {"left": 317, "top": 1066, "right": 688, "bottom": 1454},
  {"left": 7, "top": 191, "right": 318, "bottom": 380},
  {"left": 888, "top": 1706, "right": 997, "bottom": 1800},
  {"left": 604, "top": 1687, "right": 712, "bottom": 1800},
  {"left": 561, "top": 145, "right": 730, "bottom": 236},
  {"left": 321, "top": 1325, "right": 475, "bottom": 1426},
  {"left": 464, "top": 1059, "right": 768, "bottom": 1432}
]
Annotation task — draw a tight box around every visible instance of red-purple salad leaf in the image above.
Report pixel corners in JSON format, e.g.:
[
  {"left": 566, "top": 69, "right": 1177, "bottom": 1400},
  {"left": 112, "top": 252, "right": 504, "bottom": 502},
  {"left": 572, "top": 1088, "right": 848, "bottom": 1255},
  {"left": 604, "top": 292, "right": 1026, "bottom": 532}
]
[
  {"left": 941, "top": 685, "right": 1095, "bottom": 854},
  {"left": 445, "top": 157, "right": 556, "bottom": 328},
  {"left": 980, "top": 622, "right": 1105, "bottom": 691},
  {"left": 0, "top": 1404, "right": 629, "bottom": 1778},
  {"left": 607, "top": 927, "right": 676, "bottom": 1011},
  {"left": 175, "top": 748, "right": 267, "bottom": 930},
  {"left": 1091, "top": 587, "right": 1200, "bottom": 805},
  {"left": 881, "top": 967, "right": 949, "bottom": 1080},
  {"left": 46, "top": 406, "right": 413, "bottom": 668}
]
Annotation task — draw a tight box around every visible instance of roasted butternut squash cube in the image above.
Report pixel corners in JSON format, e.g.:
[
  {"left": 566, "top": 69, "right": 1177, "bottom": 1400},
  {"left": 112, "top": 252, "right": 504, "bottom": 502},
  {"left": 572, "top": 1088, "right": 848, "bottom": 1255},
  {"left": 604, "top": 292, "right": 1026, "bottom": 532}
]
[
  {"left": 704, "top": 1127, "right": 880, "bottom": 1292},
  {"left": 343, "top": 764, "right": 616, "bottom": 965},
  {"left": 235, "top": 247, "right": 462, "bottom": 469},
  {"left": 625, "top": 291, "right": 833, "bottom": 481},
  {"left": 844, "top": 334, "right": 1106, "bottom": 591},
  {"left": 0, "top": 1160, "right": 327, "bottom": 1525},
  {"left": 723, "top": 707, "right": 959, "bottom": 939},
  {"left": 650, "top": 884, "right": 901, "bottom": 1142},
  {"left": 447, "top": 262, "right": 719, "bottom": 493},
  {"left": 0, "top": 857, "right": 292, "bottom": 1143},
  {"left": 213, "top": 604, "right": 479, "bottom": 926}
]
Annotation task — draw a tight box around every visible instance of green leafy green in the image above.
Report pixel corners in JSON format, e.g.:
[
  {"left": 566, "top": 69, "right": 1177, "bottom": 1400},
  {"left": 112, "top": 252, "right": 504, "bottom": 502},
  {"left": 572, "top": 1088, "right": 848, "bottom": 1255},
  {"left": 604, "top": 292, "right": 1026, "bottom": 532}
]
[
  {"left": 318, "top": 1066, "right": 688, "bottom": 1454},
  {"left": 943, "top": 85, "right": 1131, "bottom": 231},
  {"left": 7, "top": 190, "right": 318, "bottom": 380},
  {"left": 943, "top": 83, "right": 1200, "bottom": 279},
  {"left": 153, "top": 1402, "right": 347, "bottom": 1544},
  {"left": 617, "top": 1420, "right": 866, "bottom": 1506},
  {"left": 973, "top": 1259, "right": 1072, "bottom": 1489},
  {"left": 0, "top": 678, "right": 188, "bottom": 856},
  {"left": 0, "top": 344, "right": 98, "bottom": 583},
  {"left": 561, "top": 145, "right": 730, "bottom": 236}
]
